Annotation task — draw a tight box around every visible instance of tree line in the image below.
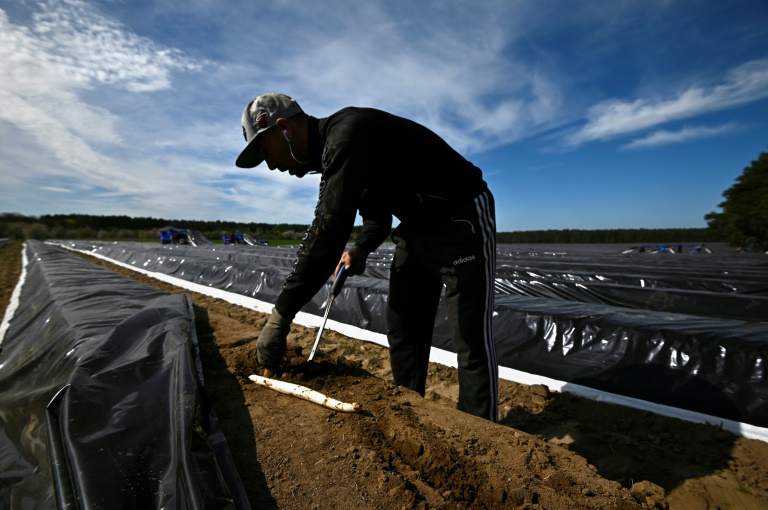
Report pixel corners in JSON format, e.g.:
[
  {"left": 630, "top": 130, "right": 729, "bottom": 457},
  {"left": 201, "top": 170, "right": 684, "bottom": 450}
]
[
  {"left": 705, "top": 149, "right": 768, "bottom": 252},
  {"left": 0, "top": 213, "right": 313, "bottom": 243},
  {"left": 496, "top": 228, "right": 719, "bottom": 244},
  {"left": 0, "top": 212, "right": 720, "bottom": 245}
]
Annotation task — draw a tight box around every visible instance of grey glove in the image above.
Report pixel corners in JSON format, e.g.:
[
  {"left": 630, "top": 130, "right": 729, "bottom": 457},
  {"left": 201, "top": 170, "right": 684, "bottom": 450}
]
[{"left": 256, "top": 308, "right": 292, "bottom": 369}]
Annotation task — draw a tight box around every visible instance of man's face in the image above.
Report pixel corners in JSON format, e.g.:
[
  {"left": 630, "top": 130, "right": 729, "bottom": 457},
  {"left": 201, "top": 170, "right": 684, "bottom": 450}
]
[{"left": 254, "top": 127, "right": 310, "bottom": 177}]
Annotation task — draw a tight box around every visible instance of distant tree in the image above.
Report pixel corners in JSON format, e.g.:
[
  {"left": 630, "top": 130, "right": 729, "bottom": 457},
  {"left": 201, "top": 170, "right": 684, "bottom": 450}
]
[
  {"left": 705, "top": 150, "right": 768, "bottom": 251},
  {"left": 22, "top": 223, "right": 50, "bottom": 240},
  {"left": 494, "top": 228, "right": 717, "bottom": 244}
]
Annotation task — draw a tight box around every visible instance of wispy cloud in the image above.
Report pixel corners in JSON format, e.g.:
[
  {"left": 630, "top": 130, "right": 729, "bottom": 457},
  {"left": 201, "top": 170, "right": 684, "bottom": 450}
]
[
  {"left": 236, "top": 1, "right": 574, "bottom": 155},
  {"left": 0, "top": 8, "right": 121, "bottom": 146},
  {"left": 31, "top": 0, "right": 206, "bottom": 92},
  {"left": 40, "top": 186, "right": 75, "bottom": 193},
  {"left": 0, "top": 0, "right": 208, "bottom": 154},
  {"left": 622, "top": 123, "right": 743, "bottom": 150},
  {"left": 567, "top": 58, "right": 768, "bottom": 146},
  {"left": 0, "top": 1, "right": 214, "bottom": 218}
]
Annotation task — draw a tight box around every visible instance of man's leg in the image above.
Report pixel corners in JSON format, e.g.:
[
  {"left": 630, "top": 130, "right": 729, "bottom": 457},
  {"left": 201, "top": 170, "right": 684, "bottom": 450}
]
[
  {"left": 441, "top": 190, "right": 498, "bottom": 421},
  {"left": 386, "top": 235, "right": 443, "bottom": 396}
]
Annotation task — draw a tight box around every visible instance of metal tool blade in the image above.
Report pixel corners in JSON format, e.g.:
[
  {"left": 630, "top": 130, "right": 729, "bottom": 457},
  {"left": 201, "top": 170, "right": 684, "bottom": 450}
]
[{"left": 308, "top": 266, "right": 348, "bottom": 361}]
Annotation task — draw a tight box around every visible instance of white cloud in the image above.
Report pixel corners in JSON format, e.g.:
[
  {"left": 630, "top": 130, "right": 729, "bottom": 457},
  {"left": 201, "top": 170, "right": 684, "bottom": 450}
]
[
  {"left": 31, "top": 0, "right": 206, "bottom": 92},
  {"left": 567, "top": 58, "right": 768, "bottom": 146},
  {"left": 0, "top": 1, "right": 211, "bottom": 215},
  {"left": 622, "top": 123, "right": 742, "bottom": 150},
  {"left": 40, "top": 186, "right": 74, "bottom": 193},
  {"left": 0, "top": 0, "right": 323, "bottom": 224},
  {"left": 253, "top": 2, "right": 570, "bottom": 155},
  {"left": 0, "top": 8, "right": 119, "bottom": 144}
]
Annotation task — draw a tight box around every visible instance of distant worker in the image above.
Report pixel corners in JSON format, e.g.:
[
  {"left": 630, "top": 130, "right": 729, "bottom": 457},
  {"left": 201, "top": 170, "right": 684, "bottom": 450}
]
[{"left": 235, "top": 93, "right": 498, "bottom": 422}]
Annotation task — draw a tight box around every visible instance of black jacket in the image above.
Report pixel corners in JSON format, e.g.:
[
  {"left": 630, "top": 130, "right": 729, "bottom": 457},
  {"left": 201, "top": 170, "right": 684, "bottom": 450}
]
[{"left": 275, "top": 107, "right": 489, "bottom": 318}]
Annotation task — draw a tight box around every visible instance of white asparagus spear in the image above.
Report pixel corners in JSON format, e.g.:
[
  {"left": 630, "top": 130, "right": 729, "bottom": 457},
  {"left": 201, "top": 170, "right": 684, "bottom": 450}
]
[{"left": 248, "top": 374, "right": 362, "bottom": 413}]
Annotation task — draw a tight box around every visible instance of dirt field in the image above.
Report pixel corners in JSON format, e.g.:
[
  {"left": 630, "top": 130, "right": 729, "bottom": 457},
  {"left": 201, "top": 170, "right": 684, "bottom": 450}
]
[{"left": 2, "top": 241, "right": 768, "bottom": 509}]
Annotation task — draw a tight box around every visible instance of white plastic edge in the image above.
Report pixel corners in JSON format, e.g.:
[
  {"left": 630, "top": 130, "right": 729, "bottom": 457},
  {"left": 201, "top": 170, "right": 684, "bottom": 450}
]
[{"left": 0, "top": 242, "right": 28, "bottom": 348}]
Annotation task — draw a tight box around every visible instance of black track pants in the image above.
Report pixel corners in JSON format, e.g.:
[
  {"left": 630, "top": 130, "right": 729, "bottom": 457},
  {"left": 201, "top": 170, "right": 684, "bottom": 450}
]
[{"left": 385, "top": 189, "right": 498, "bottom": 422}]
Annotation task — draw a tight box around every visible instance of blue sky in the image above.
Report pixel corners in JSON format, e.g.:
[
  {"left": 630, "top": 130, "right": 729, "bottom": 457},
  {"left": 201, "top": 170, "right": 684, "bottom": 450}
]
[{"left": 1, "top": 0, "right": 767, "bottom": 232}]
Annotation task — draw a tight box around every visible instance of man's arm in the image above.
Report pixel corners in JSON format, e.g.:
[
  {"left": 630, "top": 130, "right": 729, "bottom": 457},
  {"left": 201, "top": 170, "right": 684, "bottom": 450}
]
[
  {"left": 355, "top": 213, "right": 392, "bottom": 255},
  {"left": 257, "top": 126, "right": 388, "bottom": 370},
  {"left": 337, "top": 214, "right": 392, "bottom": 276},
  {"left": 274, "top": 168, "right": 359, "bottom": 319},
  {"left": 257, "top": 157, "right": 359, "bottom": 370}
]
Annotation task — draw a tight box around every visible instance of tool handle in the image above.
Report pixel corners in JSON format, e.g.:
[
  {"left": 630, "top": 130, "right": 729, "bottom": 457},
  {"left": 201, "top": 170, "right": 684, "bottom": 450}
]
[{"left": 331, "top": 265, "right": 348, "bottom": 297}]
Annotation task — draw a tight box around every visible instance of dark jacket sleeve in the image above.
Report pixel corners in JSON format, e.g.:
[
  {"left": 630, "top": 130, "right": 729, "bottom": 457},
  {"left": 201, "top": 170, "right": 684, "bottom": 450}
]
[
  {"left": 274, "top": 140, "right": 365, "bottom": 319},
  {"left": 354, "top": 193, "right": 392, "bottom": 254}
]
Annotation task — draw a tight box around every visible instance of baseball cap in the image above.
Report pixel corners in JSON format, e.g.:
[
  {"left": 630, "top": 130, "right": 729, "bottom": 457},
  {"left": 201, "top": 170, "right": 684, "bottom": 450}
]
[{"left": 236, "top": 93, "right": 304, "bottom": 168}]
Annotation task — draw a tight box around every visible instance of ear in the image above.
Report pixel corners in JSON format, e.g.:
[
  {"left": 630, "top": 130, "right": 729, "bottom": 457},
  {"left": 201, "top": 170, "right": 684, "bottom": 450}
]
[{"left": 275, "top": 118, "right": 290, "bottom": 136}]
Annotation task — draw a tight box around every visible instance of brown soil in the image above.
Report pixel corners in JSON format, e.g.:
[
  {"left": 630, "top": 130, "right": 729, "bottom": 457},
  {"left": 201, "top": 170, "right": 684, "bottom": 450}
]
[{"left": 2, "top": 242, "right": 768, "bottom": 509}]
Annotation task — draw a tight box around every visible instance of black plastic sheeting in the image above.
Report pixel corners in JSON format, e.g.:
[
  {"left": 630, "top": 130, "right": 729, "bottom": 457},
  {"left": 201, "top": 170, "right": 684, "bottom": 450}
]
[
  {"left": 0, "top": 241, "right": 249, "bottom": 510},
  {"left": 494, "top": 246, "right": 768, "bottom": 322},
  {"left": 491, "top": 294, "right": 768, "bottom": 425},
  {"left": 49, "top": 240, "right": 768, "bottom": 428}
]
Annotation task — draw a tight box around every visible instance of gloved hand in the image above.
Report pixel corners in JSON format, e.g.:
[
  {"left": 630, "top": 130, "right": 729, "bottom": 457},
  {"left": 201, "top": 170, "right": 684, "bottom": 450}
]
[
  {"left": 256, "top": 308, "right": 292, "bottom": 370},
  {"left": 337, "top": 245, "right": 368, "bottom": 276}
]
